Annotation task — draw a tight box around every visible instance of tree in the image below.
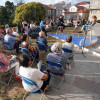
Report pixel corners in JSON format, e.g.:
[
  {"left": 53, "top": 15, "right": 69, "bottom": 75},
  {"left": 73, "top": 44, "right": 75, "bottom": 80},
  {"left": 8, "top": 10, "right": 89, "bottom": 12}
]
[
  {"left": 5, "top": 1, "right": 14, "bottom": 16},
  {"left": 0, "top": 6, "right": 9, "bottom": 25},
  {"left": 14, "top": 2, "right": 46, "bottom": 24},
  {"left": 15, "top": 0, "right": 25, "bottom": 6}
]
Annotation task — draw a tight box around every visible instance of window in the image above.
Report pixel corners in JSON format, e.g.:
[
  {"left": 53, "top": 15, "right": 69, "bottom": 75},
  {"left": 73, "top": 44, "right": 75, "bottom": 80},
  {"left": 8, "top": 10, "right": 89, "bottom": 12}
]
[
  {"left": 91, "top": 10, "right": 97, "bottom": 14},
  {"left": 91, "top": 0, "right": 98, "bottom": 7}
]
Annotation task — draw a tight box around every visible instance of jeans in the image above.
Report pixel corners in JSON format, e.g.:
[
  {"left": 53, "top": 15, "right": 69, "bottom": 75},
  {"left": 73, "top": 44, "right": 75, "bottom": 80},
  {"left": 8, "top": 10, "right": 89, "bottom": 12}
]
[
  {"left": 82, "top": 25, "right": 92, "bottom": 32},
  {"left": 41, "top": 28, "right": 47, "bottom": 37}
]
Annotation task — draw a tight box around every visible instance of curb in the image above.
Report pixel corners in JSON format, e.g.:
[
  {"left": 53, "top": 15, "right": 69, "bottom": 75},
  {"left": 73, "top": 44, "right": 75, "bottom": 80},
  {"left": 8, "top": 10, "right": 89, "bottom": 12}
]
[{"left": 49, "top": 34, "right": 100, "bottom": 57}]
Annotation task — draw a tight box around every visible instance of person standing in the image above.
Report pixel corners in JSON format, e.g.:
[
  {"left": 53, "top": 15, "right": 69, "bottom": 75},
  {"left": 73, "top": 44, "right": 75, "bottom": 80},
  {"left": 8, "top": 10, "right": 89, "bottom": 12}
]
[{"left": 22, "top": 20, "right": 29, "bottom": 35}]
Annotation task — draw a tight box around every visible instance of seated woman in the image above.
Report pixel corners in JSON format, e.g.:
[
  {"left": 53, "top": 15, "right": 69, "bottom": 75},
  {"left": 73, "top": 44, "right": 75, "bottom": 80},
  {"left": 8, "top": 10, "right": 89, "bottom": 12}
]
[
  {"left": 62, "top": 35, "right": 74, "bottom": 58},
  {"left": 46, "top": 42, "right": 68, "bottom": 74},
  {"left": 73, "top": 16, "right": 82, "bottom": 33},
  {"left": 19, "top": 54, "right": 51, "bottom": 92},
  {"left": 21, "top": 34, "right": 39, "bottom": 60},
  {"left": 67, "top": 18, "right": 73, "bottom": 27},
  {"left": 62, "top": 36, "right": 74, "bottom": 69},
  {"left": 79, "top": 15, "right": 97, "bottom": 33},
  {"left": 0, "top": 42, "right": 19, "bottom": 75}
]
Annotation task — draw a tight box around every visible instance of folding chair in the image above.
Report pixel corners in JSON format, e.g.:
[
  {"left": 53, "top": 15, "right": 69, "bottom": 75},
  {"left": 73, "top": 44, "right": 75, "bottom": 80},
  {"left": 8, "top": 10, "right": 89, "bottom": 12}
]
[
  {"left": 19, "top": 47, "right": 34, "bottom": 67},
  {"left": 36, "top": 41, "right": 47, "bottom": 53},
  {"left": 36, "top": 41, "right": 48, "bottom": 59},
  {"left": 62, "top": 48, "right": 74, "bottom": 67},
  {"left": 0, "top": 62, "right": 15, "bottom": 86},
  {"left": 46, "top": 61, "right": 66, "bottom": 90},
  {"left": 18, "top": 74, "right": 46, "bottom": 100}
]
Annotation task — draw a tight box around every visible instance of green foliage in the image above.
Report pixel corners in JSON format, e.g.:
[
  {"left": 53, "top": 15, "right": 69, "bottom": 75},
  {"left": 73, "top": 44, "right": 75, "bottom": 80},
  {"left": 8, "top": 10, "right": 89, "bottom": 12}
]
[
  {"left": 0, "top": 6, "right": 9, "bottom": 25},
  {"left": 0, "top": 1, "right": 15, "bottom": 25},
  {"left": 14, "top": 2, "right": 46, "bottom": 24},
  {"left": 97, "top": 20, "right": 100, "bottom": 23},
  {"left": 5, "top": 1, "right": 14, "bottom": 16}
]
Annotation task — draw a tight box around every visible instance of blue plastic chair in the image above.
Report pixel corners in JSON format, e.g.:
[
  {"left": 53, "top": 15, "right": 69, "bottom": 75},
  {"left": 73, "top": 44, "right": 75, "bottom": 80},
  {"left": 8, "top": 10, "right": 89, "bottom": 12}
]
[
  {"left": 36, "top": 41, "right": 47, "bottom": 53},
  {"left": 18, "top": 74, "right": 45, "bottom": 100},
  {"left": 19, "top": 47, "right": 34, "bottom": 67},
  {"left": 62, "top": 48, "right": 74, "bottom": 67},
  {"left": 0, "top": 62, "right": 15, "bottom": 86},
  {"left": 46, "top": 61, "right": 63, "bottom": 75},
  {"left": 4, "top": 42, "right": 13, "bottom": 50},
  {"left": 62, "top": 48, "right": 72, "bottom": 53},
  {"left": 46, "top": 61, "right": 65, "bottom": 89}
]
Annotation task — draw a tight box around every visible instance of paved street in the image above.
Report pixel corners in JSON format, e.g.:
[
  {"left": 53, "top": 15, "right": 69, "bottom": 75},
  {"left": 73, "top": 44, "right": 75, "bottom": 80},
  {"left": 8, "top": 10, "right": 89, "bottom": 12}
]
[{"left": 26, "top": 47, "right": 100, "bottom": 100}]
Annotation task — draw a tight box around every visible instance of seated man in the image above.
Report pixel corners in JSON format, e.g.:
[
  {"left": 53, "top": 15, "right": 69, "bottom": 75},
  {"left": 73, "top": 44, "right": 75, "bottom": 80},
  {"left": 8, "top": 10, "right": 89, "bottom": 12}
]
[
  {"left": 37, "top": 31, "right": 48, "bottom": 46},
  {"left": 37, "top": 31, "right": 51, "bottom": 52},
  {"left": 46, "top": 42, "right": 68, "bottom": 74},
  {"left": 4, "top": 28, "right": 21, "bottom": 53},
  {"left": 0, "top": 42, "right": 19, "bottom": 75},
  {"left": 19, "top": 54, "right": 51, "bottom": 92}
]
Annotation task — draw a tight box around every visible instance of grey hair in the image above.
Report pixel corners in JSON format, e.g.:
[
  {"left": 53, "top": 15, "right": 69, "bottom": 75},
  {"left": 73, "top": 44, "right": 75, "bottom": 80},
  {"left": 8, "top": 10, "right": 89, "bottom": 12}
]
[
  {"left": 0, "top": 42, "right": 5, "bottom": 49},
  {"left": 51, "top": 42, "right": 61, "bottom": 53},
  {"left": 6, "top": 28, "right": 11, "bottom": 34},
  {"left": 39, "top": 31, "right": 44, "bottom": 37}
]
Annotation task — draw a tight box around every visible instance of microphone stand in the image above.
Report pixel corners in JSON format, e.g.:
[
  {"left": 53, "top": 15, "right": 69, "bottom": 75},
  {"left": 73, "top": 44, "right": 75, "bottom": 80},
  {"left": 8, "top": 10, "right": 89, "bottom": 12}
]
[
  {"left": 81, "top": 31, "right": 87, "bottom": 58},
  {"left": 75, "top": 31, "right": 87, "bottom": 58}
]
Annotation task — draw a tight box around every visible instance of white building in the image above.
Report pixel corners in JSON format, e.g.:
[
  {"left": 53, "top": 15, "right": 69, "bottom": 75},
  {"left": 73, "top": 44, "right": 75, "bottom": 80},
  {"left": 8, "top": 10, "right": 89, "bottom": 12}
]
[
  {"left": 89, "top": 0, "right": 100, "bottom": 20},
  {"left": 64, "top": 1, "right": 90, "bottom": 20}
]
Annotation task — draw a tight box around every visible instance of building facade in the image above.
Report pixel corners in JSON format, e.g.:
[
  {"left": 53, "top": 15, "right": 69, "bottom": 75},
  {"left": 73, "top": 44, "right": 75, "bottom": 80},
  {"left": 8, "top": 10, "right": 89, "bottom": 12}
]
[
  {"left": 89, "top": 0, "right": 100, "bottom": 20},
  {"left": 44, "top": 5, "right": 56, "bottom": 21},
  {"left": 64, "top": 1, "right": 90, "bottom": 20}
]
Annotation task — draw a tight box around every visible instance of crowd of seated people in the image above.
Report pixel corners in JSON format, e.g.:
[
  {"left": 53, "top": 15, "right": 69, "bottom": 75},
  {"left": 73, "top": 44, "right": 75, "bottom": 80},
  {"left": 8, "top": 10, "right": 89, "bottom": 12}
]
[
  {"left": 0, "top": 15, "right": 98, "bottom": 95},
  {"left": 1, "top": 16, "right": 90, "bottom": 95}
]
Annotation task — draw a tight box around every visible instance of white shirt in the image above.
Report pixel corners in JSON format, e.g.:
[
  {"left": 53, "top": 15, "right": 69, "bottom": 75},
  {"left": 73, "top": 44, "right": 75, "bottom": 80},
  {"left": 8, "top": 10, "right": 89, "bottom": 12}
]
[
  {"left": 19, "top": 66, "right": 44, "bottom": 92},
  {"left": 62, "top": 42, "right": 74, "bottom": 50},
  {"left": 12, "top": 32, "right": 19, "bottom": 37},
  {"left": 30, "top": 24, "right": 35, "bottom": 28}
]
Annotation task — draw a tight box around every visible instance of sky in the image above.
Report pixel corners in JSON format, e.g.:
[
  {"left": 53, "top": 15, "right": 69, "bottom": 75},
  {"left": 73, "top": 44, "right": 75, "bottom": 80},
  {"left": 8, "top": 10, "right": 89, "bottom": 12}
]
[{"left": 0, "top": 0, "right": 90, "bottom": 6}]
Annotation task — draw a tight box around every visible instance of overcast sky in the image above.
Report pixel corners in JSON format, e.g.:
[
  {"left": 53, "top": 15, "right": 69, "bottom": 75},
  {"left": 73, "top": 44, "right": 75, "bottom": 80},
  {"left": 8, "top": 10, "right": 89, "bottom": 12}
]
[{"left": 0, "top": 0, "right": 90, "bottom": 6}]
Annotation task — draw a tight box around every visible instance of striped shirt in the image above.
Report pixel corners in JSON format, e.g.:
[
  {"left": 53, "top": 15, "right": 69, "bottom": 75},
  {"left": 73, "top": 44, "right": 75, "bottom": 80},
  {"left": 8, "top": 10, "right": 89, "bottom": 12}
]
[{"left": 46, "top": 53, "right": 68, "bottom": 74}]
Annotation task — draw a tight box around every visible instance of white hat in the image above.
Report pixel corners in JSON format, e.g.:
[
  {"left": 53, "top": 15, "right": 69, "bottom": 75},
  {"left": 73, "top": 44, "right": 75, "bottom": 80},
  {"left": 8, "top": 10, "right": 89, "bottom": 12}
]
[{"left": 51, "top": 42, "right": 60, "bottom": 53}]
